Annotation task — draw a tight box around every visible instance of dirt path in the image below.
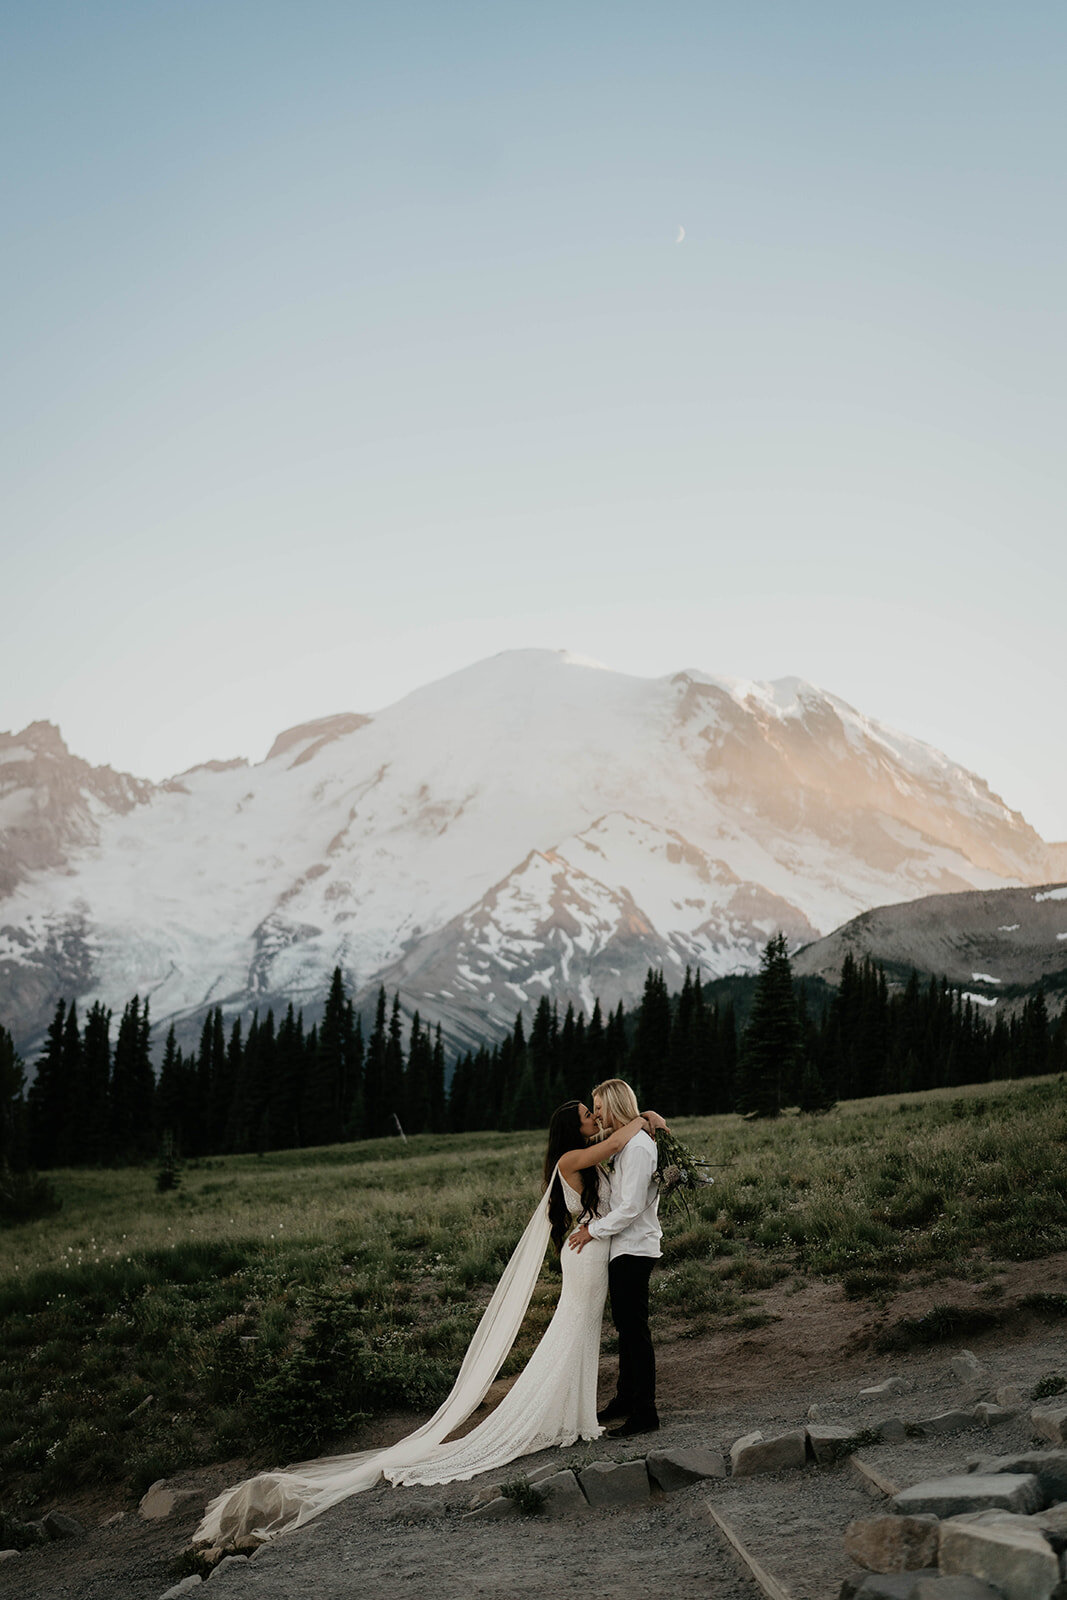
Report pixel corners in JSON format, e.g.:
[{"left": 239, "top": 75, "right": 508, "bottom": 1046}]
[{"left": 7, "top": 1257, "right": 1067, "bottom": 1600}]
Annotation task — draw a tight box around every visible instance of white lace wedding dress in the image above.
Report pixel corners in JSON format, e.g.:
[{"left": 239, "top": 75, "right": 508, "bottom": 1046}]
[
  {"left": 388, "top": 1171, "right": 607, "bottom": 1486},
  {"left": 195, "top": 1169, "right": 608, "bottom": 1547}
]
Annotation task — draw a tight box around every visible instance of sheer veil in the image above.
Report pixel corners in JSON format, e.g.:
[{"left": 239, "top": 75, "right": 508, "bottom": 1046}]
[{"left": 194, "top": 1176, "right": 555, "bottom": 1547}]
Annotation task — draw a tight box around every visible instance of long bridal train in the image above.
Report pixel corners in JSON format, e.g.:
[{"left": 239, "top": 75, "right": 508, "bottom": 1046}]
[{"left": 194, "top": 1171, "right": 607, "bottom": 1547}]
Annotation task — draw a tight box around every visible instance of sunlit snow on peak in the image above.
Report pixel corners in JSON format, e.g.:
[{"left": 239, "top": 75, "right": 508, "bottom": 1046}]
[{"left": 557, "top": 650, "right": 611, "bottom": 671}]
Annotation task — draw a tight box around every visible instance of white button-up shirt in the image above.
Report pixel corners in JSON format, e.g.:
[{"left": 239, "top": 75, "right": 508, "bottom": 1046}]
[{"left": 587, "top": 1129, "right": 662, "bottom": 1259}]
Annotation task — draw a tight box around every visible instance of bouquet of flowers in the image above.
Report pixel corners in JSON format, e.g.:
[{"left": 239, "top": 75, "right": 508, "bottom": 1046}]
[{"left": 651, "top": 1126, "right": 715, "bottom": 1215}]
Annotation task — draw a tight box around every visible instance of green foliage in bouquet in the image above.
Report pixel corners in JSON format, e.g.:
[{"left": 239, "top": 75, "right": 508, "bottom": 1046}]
[{"left": 652, "top": 1127, "right": 715, "bottom": 1216}]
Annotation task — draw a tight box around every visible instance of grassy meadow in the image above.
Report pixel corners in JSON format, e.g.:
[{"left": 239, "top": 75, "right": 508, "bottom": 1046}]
[{"left": 3, "top": 1075, "right": 1067, "bottom": 1519}]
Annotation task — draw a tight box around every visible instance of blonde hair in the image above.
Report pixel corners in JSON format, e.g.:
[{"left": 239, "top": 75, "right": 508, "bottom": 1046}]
[{"left": 591, "top": 1077, "right": 640, "bottom": 1129}]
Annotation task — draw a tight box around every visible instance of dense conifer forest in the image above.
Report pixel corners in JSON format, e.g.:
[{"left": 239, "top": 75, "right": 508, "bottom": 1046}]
[{"left": 2, "top": 938, "right": 1065, "bottom": 1173}]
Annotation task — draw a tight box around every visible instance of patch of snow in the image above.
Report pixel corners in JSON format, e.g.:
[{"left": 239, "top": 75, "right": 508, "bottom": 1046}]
[
  {"left": 971, "top": 973, "right": 1001, "bottom": 984},
  {"left": 998, "top": 924, "right": 1020, "bottom": 932},
  {"left": 559, "top": 650, "right": 610, "bottom": 671},
  {"left": 1035, "top": 887, "right": 1067, "bottom": 902},
  {"left": 962, "top": 992, "right": 998, "bottom": 1008}
]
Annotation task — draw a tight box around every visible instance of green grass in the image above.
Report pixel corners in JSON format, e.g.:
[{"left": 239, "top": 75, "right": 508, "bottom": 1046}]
[
  {"left": 874, "top": 1301, "right": 1005, "bottom": 1352},
  {"left": 2, "top": 1075, "right": 1066, "bottom": 1513}
]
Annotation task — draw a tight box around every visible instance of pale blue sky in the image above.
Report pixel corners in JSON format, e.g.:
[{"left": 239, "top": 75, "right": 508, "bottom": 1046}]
[{"left": 2, "top": 3, "right": 1064, "bottom": 838}]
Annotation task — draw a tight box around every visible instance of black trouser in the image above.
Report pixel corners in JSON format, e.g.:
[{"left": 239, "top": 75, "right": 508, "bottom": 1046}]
[{"left": 608, "top": 1254, "right": 657, "bottom": 1418}]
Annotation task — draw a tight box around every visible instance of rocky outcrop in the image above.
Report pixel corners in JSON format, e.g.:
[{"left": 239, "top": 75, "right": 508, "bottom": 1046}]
[
  {"left": 0, "top": 722, "right": 154, "bottom": 898},
  {"left": 794, "top": 881, "right": 1067, "bottom": 1018}
]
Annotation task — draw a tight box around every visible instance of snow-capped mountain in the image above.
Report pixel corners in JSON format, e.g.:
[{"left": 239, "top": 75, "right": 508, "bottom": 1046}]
[{"left": 0, "top": 649, "right": 1059, "bottom": 1056}]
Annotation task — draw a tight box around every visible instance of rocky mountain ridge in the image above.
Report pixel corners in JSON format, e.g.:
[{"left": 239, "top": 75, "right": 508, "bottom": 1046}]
[{"left": 792, "top": 879, "right": 1067, "bottom": 1016}]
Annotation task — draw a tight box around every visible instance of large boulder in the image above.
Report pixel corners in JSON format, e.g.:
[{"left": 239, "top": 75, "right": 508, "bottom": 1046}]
[
  {"left": 462, "top": 1496, "right": 517, "bottom": 1521},
  {"left": 208, "top": 1554, "right": 248, "bottom": 1581},
  {"left": 41, "top": 1511, "right": 84, "bottom": 1540},
  {"left": 971, "top": 1450, "right": 1067, "bottom": 1502},
  {"left": 938, "top": 1518, "right": 1060, "bottom": 1600},
  {"left": 1031, "top": 1500, "right": 1067, "bottom": 1545},
  {"left": 912, "top": 1580, "right": 1010, "bottom": 1599},
  {"left": 915, "top": 1411, "right": 977, "bottom": 1436},
  {"left": 646, "top": 1447, "right": 726, "bottom": 1491},
  {"left": 578, "top": 1460, "right": 650, "bottom": 1508},
  {"left": 537, "top": 1470, "right": 589, "bottom": 1518},
  {"left": 730, "top": 1429, "right": 807, "bottom": 1477},
  {"left": 860, "top": 1378, "right": 907, "bottom": 1399},
  {"left": 972, "top": 1402, "right": 1017, "bottom": 1427},
  {"left": 844, "top": 1515, "right": 940, "bottom": 1573},
  {"left": 1031, "top": 1408, "right": 1067, "bottom": 1445},
  {"left": 139, "top": 1480, "right": 202, "bottom": 1520},
  {"left": 892, "top": 1474, "right": 1043, "bottom": 1518},
  {"left": 848, "top": 1573, "right": 940, "bottom": 1599},
  {"left": 808, "top": 1424, "right": 860, "bottom": 1464}
]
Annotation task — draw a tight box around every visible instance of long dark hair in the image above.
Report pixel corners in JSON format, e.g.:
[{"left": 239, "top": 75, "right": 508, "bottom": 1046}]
[{"left": 543, "top": 1100, "right": 601, "bottom": 1254}]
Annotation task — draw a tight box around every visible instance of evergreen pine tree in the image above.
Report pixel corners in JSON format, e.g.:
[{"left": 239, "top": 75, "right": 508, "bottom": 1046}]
[
  {"left": 605, "top": 1002, "right": 628, "bottom": 1081},
  {"left": 342, "top": 1001, "right": 364, "bottom": 1139},
  {"left": 1021, "top": 986, "right": 1050, "bottom": 1077},
  {"left": 385, "top": 993, "right": 405, "bottom": 1133},
  {"left": 448, "top": 1050, "right": 474, "bottom": 1132},
  {"left": 486, "top": 1033, "right": 509, "bottom": 1130},
  {"left": 81, "top": 1002, "right": 112, "bottom": 1164},
  {"left": 794, "top": 988, "right": 833, "bottom": 1112},
  {"left": 629, "top": 969, "right": 670, "bottom": 1104},
  {"left": 714, "top": 999, "right": 739, "bottom": 1113},
  {"left": 429, "top": 1024, "right": 446, "bottom": 1133},
  {"left": 665, "top": 967, "right": 696, "bottom": 1114},
  {"left": 265, "top": 1005, "right": 299, "bottom": 1150},
  {"left": 586, "top": 998, "right": 606, "bottom": 1088},
  {"left": 230, "top": 1012, "right": 259, "bottom": 1153},
  {"left": 28, "top": 999, "right": 67, "bottom": 1169},
  {"left": 205, "top": 1008, "right": 230, "bottom": 1153},
  {"left": 404, "top": 1012, "right": 432, "bottom": 1134},
  {"left": 736, "top": 934, "right": 801, "bottom": 1118},
  {"left": 111, "top": 997, "right": 155, "bottom": 1160},
  {"left": 0, "top": 1024, "right": 27, "bottom": 1171},
  {"left": 190, "top": 1011, "right": 215, "bottom": 1156},
  {"left": 308, "top": 968, "right": 348, "bottom": 1146},
  {"left": 156, "top": 1024, "right": 185, "bottom": 1156},
  {"left": 255, "top": 1009, "right": 279, "bottom": 1152},
  {"left": 54, "top": 1001, "right": 84, "bottom": 1166},
  {"left": 555, "top": 1004, "right": 579, "bottom": 1111},
  {"left": 363, "top": 988, "right": 388, "bottom": 1139},
  {"left": 529, "top": 997, "right": 558, "bottom": 1123}
]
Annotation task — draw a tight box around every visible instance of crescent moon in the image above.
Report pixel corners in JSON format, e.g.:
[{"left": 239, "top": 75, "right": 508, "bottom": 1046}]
[{"left": 675, "top": 225, "right": 686, "bottom": 244}]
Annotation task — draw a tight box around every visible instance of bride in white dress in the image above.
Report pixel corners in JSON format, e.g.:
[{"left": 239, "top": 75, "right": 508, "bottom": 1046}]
[{"left": 194, "top": 1100, "right": 662, "bottom": 1548}]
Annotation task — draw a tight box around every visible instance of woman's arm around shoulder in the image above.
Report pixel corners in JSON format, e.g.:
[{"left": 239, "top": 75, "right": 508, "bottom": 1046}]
[{"left": 557, "top": 1109, "right": 668, "bottom": 1176}]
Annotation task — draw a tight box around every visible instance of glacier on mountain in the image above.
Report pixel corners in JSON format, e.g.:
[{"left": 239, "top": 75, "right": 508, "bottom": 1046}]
[{"left": 0, "top": 649, "right": 1056, "bottom": 1056}]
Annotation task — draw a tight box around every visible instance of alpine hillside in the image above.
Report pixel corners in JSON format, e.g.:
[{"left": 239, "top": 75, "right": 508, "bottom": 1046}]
[
  {"left": 792, "top": 880, "right": 1067, "bottom": 1016},
  {"left": 0, "top": 649, "right": 1060, "bottom": 1056}
]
